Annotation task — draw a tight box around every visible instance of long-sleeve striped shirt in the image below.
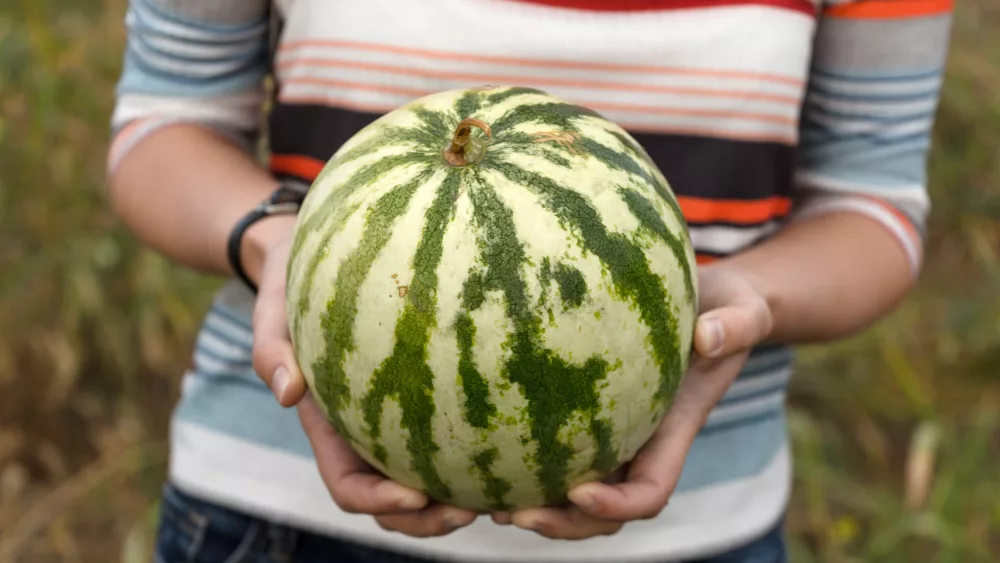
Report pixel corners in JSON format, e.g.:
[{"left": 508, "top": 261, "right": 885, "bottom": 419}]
[{"left": 108, "top": 1, "right": 953, "bottom": 560}]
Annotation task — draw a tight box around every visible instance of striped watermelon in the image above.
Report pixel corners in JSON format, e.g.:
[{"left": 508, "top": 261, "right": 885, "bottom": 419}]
[{"left": 285, "top": 86, "right": 698, "bottom": 511}]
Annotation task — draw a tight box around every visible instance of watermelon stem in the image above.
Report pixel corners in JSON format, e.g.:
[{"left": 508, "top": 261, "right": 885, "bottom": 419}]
[{"left": 443, "top": 118, "right": 492, "bottom": 166}]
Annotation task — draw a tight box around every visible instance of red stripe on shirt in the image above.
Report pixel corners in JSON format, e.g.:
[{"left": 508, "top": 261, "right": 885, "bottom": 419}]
[
  {"left": 824, "top": 0, "right": 953, "bottom": 19},
  {"left": 679, "top": 196, "right": 792, "bottom": 225},
  {"left": 271, "top": 154, "right": 325, "bottom": 180},
  {"left": 277, "top": 39, "right": 806, "bottom": 87},
  {"left": 503, "top": 0, "right": 816, "bottom": 16}
]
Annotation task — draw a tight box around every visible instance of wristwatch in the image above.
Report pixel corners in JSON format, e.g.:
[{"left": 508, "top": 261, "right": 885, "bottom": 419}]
[{"left": 226, "top": 182, "right": 307, "bottom": 293}]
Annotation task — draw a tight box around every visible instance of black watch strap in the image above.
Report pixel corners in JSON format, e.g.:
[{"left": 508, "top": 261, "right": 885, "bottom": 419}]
[{"left": 227, "top": 183, "right": 306, "bottom": 294}]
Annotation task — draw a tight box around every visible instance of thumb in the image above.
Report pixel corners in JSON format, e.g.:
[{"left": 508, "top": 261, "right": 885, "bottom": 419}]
[
  {"left": 693, "top": 297, "right": 772, "bottom": 359},
  {"left": 251, "top": 242, "right": 307, "bottom": 407}
]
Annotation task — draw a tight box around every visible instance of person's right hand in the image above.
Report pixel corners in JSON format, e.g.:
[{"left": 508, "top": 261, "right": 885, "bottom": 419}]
[{"left": 247, "top": 224, "right": 478, "bottom": 537}]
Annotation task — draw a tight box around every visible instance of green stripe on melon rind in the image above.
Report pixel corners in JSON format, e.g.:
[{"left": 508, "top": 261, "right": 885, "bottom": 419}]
[
  {"left": 472, "top": 447, "right": 514, "bottom": 511},
  {"left": 605, "top": 131, "right": 689, "bottom": 240},
  {"left": 487, "top": 161, "right": 683, "bottom": 410},
  {"left": 467, "top": 167, "right": 613, "bottom": 505},
  {"left": 491, "top": 102, "right": 602, "bottom": 140},
  {"left": 454, "top": 90, "right": 483, "bottom": 120},
  {"left": 411, "top": 107, "right": 455, "bottom": 144},
  {"left": 291, "top": 153, "right": 431, "bottom": 321},
  {"left": 484, "top": 86, "right": 548, "bottom": 105},
  {"left": 493, "top": 131, "right": 575, "bottom": 169},
  {"left": 616, "top": 186, "right": 696, "bottom": 308},
  {"left": 589, "top": 418, "right": 618, "bottom": 474},
  {"left": 489, "top": 103, "right": 693, "bottom": 308},
  {"left": 309, "top": 169, "right": 434, "bottom": 442},
  {"left": 574, "top": 137, "right": 688, "bottom": 251},
  {"left": 553, "top": 262, "right": 587, "bottom": 309},
  {"left": 454, "top": 311, "right": 496, "bottom": 430},
  {"left": 327, "top": 126, "right": 431, "bottom": 172},
  {"left": 483, "top": 97, "right": 692, "bottom": 303},
  {"left": 291, "top": 155, "right": 427, "bottom": 347},
  {"left": 360, "top": 170, "right": 463, "bottom": 503}
]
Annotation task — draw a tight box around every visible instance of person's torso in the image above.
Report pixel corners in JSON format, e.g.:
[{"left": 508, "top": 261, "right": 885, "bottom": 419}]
[
  {"left": 267, "top": 0, "right": 818, "bottom": 263},
  {"left": 168, "top": 2, "right": 814, "bottom": 560}
]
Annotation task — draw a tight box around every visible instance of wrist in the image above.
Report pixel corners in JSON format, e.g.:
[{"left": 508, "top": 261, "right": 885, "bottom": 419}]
[
  {"left": 705, "top": 260, "right": 782, "bottom": 344},
  {"left": 241, "top": 214, "right": 297, "bottom": 286},
  {"left": 227, "top": 182, "right": 306, "bottom": 292}
]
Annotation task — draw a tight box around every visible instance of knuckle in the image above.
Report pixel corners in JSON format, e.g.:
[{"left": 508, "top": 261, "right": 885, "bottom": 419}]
[
  {"left": 638, "top": 506, "right": 662, "bottom": 520},
  {"left": 374, "top": 515, "right": 445, "bottom": 538},
  {"left": 251, "top": 341, "right": 284, "bottom": 375},
  {"left": 638, "top": 497, "right": 671, "bottom": 520},
  {"left": 328, "top": 490, "right": 363, "bottom": 514},
  {"left": 599, "top": 523, "right": 624, "bottom": 536},
  {"left": 374, "top": 515, "right": 397, "bottom": 532}
]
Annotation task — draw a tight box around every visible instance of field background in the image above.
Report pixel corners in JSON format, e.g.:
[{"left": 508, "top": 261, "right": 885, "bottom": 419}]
[{"left": 0, "top": 1, "right": 997, "bottom": 561}]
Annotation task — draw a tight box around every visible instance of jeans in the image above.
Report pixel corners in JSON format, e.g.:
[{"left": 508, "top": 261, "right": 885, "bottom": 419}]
[{"left": 155, "top": 483, "right": 786, "bottom": 563}]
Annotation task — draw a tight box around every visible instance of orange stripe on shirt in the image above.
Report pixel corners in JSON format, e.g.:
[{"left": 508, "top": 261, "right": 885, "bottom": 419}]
[
  {"left": 858, "top": 194, "right": 920, "bottom": 242},
  {"left": 696, "top": 254, "right": 720, "bottom": 265},
  {"left": 679, "top": 196, "right": 792, "bottom": 225},
  {"left": 271, "top": 154, "right": 326, "bottom": 180},
  {"left": 825, "top": 0, "right": 953, "bottom": 19},
  {"left": 277, "top": 39, "right": 805, "bottom": 87},
  {"left": 279, "top": 73, "right": 796, "bottom": 126},
  {"left": 277, "top": 61, "right": 802, "bottom": 107}
]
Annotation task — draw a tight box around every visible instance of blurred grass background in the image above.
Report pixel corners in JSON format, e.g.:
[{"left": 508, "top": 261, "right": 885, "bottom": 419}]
[{"left": 0, "top": 0, "right": 997, "bottom": 561}]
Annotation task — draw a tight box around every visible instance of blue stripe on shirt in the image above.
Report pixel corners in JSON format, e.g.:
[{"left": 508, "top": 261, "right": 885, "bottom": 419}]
[
  {"left": 175, "top": 368, "right": 787, "bottom": 492},
  {"left": 117, "top": 0, "right": 268, "bottom": 97}
]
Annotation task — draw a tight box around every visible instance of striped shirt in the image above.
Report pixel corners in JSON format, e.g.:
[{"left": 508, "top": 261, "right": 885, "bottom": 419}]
[{"left": 108, "top": 0, "right": 952, "bottom": 560}]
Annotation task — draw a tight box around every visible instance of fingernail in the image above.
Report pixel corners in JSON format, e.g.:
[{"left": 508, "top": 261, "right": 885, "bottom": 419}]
[
  {"left": 524, "top": 518, "right": 545, "bottom": 532},
  {"left": 444, "top": 516, "right": 466, "bottom": 531},
  {"left": 570, "top": 492, "right": 597, "bottom": 512},
  {"left": 395, "top": 494, "right": 425, "bottom": 511},
  {"left": 271, "top": 366, "right": 289, "bottom": 402},
  {"left": 492, "top": 512, "right": 512, "bottom": 525},
  {"left": 701, "top": 317, "right": 724, "bottom": 357}
]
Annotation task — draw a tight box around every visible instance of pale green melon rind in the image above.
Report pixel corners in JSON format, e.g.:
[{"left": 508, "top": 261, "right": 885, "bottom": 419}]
[
  {"left": 306, "top": 169, "right": 435, "bottom": 442},
  {"left": 360, "top": 170, "right": 463, "bottom": 502},
  {"left": 285, "top": 86, "right": 698, "bottom": 511}
]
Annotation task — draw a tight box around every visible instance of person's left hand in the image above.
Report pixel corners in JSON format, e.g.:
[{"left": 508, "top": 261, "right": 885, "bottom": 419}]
[{"left": 491, "top": 265, "right": 775, "bottom": 540}]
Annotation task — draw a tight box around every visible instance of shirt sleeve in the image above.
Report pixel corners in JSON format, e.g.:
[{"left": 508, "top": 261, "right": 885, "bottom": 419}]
[
  {"left": 107, "top": 0, "right": 272, "bottom": 173},
  {"left": 793, "top": 0, "right": 955, "bottom": 277}
]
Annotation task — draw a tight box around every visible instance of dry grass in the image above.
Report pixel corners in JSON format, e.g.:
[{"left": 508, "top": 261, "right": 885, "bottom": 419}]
[{"left": 1, "top": 1, "right": 998, "bottom": 561}]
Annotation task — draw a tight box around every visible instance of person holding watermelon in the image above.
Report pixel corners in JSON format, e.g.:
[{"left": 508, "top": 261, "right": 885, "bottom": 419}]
[{"left": 105, "top": 0, "right": 954, "bottom": 561}]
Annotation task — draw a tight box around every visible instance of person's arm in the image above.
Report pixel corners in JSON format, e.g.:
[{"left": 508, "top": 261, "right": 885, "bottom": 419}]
[
  {"left": 505, "top": 0, "right": 955, "bottom": 538},
  {"left": 108, "top": 124, "right": 293, "bottom": 285},
  {"left": 107, "top": 0, "right": 480, "bottom": 538},
  {"left": 105, "top": 0, "right": 287, "bottom": 284},
  {"left": 717, "top": 0, "right": 955, "bottom": 347}
]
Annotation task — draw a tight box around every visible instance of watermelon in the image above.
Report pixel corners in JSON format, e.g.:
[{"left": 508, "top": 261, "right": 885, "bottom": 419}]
[{"left": 285, "top": 86, "right": 698, "bottom": 512}]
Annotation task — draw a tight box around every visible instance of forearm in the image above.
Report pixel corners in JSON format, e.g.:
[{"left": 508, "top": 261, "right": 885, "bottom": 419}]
[
  {"left": 107, "top": 123, "right": 294, "bottom": 284},
  {"left": 717, "top": 212, "right": 916, "bottom": 344}
]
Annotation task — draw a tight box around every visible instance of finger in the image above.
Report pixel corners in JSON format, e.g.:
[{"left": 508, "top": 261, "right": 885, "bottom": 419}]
[
  {"left": 693, "top": 267, "right": 773, "bottom": 359},
  {"left": 491, "top": 511, "right": 512, "bottom": 525},
  {"left": 298, "top": 395, "right": 428, "bottom": 514},
  {"left": 567, "top": 353, "right": 747, "bottom": 522},
  {"left": 510, "top": 505, "right": 623, "bottom": 540},
  {"left": 375, "top": 504, "right": 478, "bottom": 538},
  {"left": 565, "top": 419, "right": 688, "bottom": 522},
  {"left": 693, "top": 298, "right": 772, "bottom": 359},
  {"left": 493, "top": 464, "right": 624, "bottom": 528},
  {"left": 251, "top": 242, "right": 306, "bottom": 406}
]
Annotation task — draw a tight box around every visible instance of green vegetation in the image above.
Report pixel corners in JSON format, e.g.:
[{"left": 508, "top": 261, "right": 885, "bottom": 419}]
[{"left": 0, "top": 0, "right": 997, "bottom": 561}]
